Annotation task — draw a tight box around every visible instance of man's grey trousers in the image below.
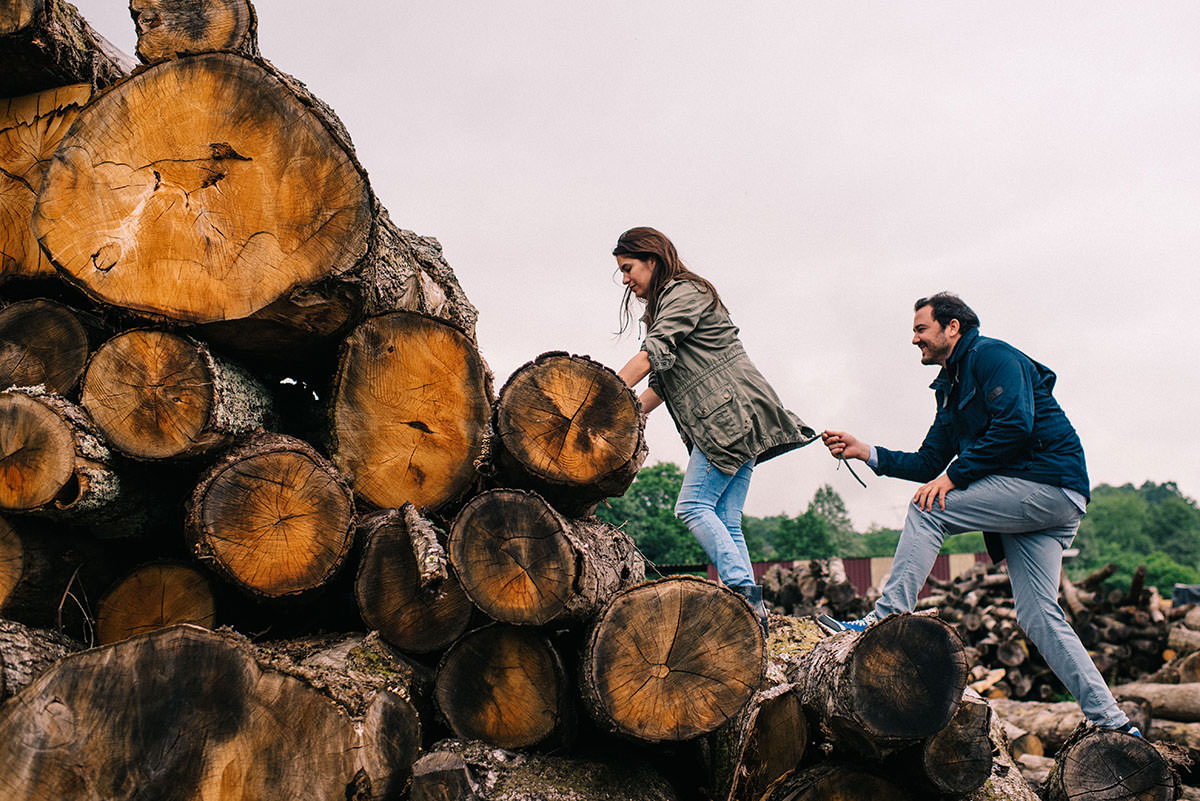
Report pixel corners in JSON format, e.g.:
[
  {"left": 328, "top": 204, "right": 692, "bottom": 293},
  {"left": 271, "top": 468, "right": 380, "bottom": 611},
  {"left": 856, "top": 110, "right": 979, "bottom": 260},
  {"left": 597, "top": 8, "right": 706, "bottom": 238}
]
[{"left": 874, "top": 473, "right": 1128, "bottom": 729}]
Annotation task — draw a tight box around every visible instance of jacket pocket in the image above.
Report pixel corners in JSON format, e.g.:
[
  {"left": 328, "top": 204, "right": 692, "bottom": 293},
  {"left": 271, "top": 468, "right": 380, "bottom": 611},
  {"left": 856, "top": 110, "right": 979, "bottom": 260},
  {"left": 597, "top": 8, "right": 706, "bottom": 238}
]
[
  {"left": 955, "top": 387, "right": 988, "bottom": 438},
  {"left": 691, "top": 386, "right": 749, "bottom": 449}
]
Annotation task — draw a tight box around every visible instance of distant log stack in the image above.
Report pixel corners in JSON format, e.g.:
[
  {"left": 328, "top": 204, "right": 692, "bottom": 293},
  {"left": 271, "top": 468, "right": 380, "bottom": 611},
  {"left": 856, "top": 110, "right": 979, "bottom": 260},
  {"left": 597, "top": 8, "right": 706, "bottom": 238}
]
[
  {"left": 0, "top": 0, "right": 131, "bottom": 97},
  {"left": 489, "top": 352, "right": 646, "bottom": 516},
  {"left": 580, "top": 575, "right": 764, "bottom": 743},
  {"left": 449, "top": 488, "right": 643, "bottom": 626},
  {"left": 185, "top": 433, "right": 355, "bottom": 598}
]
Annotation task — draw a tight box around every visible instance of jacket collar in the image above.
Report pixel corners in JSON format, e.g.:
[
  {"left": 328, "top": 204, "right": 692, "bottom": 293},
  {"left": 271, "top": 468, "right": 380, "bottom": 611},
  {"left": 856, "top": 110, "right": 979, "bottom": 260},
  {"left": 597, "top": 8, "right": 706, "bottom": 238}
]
[{"left": 930, "top": 327, "right": 981, "bottom": 393}]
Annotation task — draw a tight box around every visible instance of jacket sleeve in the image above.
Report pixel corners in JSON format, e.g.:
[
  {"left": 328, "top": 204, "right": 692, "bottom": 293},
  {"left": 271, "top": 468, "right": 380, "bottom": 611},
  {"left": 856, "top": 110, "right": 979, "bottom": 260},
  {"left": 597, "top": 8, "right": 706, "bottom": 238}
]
[
  {"left": 873, "top": 413, "right": 958, "bottom": 483},
  {"left": 640, "top": 282, "right": 712, "bottom": 373},
  {"left": 944, "top": 345, "right": 1037, "bottom": 488}
]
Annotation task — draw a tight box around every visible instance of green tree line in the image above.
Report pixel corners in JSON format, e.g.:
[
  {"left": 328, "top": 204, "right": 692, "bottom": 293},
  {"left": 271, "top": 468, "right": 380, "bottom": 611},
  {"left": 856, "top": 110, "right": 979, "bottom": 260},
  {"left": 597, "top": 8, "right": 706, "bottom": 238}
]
[{"left": 596, "top": 463, "right": 1200, "bottom": 593}]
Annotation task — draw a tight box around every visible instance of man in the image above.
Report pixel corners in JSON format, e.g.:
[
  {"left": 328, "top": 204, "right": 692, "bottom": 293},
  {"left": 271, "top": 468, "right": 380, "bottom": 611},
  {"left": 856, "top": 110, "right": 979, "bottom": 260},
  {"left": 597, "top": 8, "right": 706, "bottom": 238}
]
[{"left": 820, "top": 292, "right": 1137, "bottom": 734}]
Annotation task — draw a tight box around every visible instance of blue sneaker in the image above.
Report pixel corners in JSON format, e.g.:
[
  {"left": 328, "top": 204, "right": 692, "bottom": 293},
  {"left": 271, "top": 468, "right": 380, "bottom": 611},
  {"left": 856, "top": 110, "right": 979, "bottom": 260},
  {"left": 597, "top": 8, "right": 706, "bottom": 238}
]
[
  {"left": 1110, "top": 723, "right": 1142, "bottom": 737},
  {"left": 816, "top": 611, "right": 878, "bottom": 633}
]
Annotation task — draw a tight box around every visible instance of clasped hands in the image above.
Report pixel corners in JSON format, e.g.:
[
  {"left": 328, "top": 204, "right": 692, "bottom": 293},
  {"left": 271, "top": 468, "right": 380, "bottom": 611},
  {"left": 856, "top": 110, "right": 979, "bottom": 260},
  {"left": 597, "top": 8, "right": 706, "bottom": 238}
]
[{"left": 821, "top": 429, "right": 957, "bottom": 511}]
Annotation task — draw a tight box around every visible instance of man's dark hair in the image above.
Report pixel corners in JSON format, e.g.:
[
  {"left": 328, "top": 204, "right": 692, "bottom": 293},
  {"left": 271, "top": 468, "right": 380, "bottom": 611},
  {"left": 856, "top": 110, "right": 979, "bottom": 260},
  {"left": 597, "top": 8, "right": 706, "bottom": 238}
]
[{"left": 915, "top": 292, "right": 980, "bottom": 332}]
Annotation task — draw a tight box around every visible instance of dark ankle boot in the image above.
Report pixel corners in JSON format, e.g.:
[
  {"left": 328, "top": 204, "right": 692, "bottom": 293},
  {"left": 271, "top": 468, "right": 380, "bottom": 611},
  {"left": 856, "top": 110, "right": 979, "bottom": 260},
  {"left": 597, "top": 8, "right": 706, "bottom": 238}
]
[{"left": 732, "top": 584, "right": 769, "bottom": 635}]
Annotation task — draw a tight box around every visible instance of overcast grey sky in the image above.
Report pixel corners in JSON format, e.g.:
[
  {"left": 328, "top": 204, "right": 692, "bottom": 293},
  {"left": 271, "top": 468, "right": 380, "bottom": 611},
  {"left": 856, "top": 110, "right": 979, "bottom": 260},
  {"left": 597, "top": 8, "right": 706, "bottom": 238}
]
[{"left": 73, "top": 1, "right": 1200, "bottom": 531}]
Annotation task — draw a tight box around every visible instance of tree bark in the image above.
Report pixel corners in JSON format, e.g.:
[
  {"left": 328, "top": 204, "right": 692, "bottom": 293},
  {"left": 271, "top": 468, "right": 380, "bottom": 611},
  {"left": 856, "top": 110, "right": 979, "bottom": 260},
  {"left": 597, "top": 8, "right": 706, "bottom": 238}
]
[
  {"left": 435, "top": 624, "right": 573, "bottom": 750},
  {"left": 0, "top": 298, "right": 106, "bottom": 394},
  {"left": 0, "top": 387, "right": 154, "bottom": 537},
  {"left": 1043, "top": 726, "right": 1178, "bottom": 801},
  {"left": 0, "top": 0, "right": 132, "bottom": 97},
  {"left": 0, "top": 616, "right": 77, "bottom": 699},
  {"left": 579, "top": 575, "right": 764, "bottom": 743},
  {"left": 760, "top": 763, "right": 915, "bottom": 801},
  {"left": 185, "top": 432, "right": 356, "bottom": 598},
  {"left": 792, "top": 612, "right": 968, "bottom": 757},
  {"left": 80, "top": 328, "right": 273, "bottom": 459},
  {"left": 487, "top": 352, "right": 646, "bottom": 517},
  {"left": 705, "top": 679, "right": 808, "bottom": 801},
  {"left": 331, "top": 311, "right": 491, "bottom": 513},
  {"left": 448, "top": 488, "right": 643, "bottom": 627},
  {"left": 907, "top": 688, "right": 994, "bottom": 796},
  {"left": 131, "top": 0, "right": 260, "bottom": 62},
  {"left": 0, "top": 624, "right": 419, "bottom": 800},
  {"left": 355, "top": 505, "right": 474, "bottom": 654},
  {"left": 1, "top": 83, "right": 92, "bottom": 282},
  {"left": 962, "top": 704, "right": 1041, "bottom": 801},
  {"left": 95, "top": 560, "right": 216, "bottom": 645},
  {"left": 411, "top": 738, "right": 679, "bottom": 801}
]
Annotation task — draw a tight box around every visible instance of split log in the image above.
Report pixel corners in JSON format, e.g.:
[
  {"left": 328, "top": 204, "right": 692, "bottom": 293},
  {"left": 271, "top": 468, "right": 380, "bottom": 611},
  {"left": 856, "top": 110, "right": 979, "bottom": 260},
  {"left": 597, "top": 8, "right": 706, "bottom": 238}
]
[
  {"left": 132, "top": 0, "right": 259, "bottom": 62},
  {"left": 792, "top": 612, "right": 968, "bottom": 757},
  {"left": 0, "top": 0, "right": 131, "bottom": 97},
  {"left": 331, "top": 312, "right": 491, "bottom": 512},
  {"left": 1115, "top": 682, "right": 1200, "bottom": 722},
  {"left": 435, "top": 624, "right": 573, "bottom": 750},
  {"left": 706, "top": 680, "right": 808, "bottom": 801},
  {"left": 905, "top": 688, "right": 993, "bottom": 796},
  {"left": 1044, "top": 726, "right": 1178, "bottom": 801},
  {"left": 185, "top": 432, "right": 355, "bottom": 598},
  {"left": 95, "top": 560, "right": 216, "bottom": 645},
  {"left": 0, "top": 298, "right": 105, "bottom": 393},
  {"left": 0, "top": 387, "right": 152, "bottom": 537},
  {"left": 0, "top": 624, "right": 419, "bottom": 800},
  {"left": 80, "top": 328, "right": 273, "bottom": 459},
  {"left": 579, "top": 575, "right": 764, "bottom": 743},
  {"left": 448, "top": 488, "right": 643, "bottom": 626},
  {"left": 1, "top": 86, "right": 92, "bottom": 282},
  {"left": 411, "top": 738, "right": 678, "bottom": 801},
  {"left": 0, "top": 617, "right": 77, "bottom": 699},
  {"left": 760, "top": 763, "right": 914, "bottom": 801},
  {"left": 488, "top": 352, "right": 646, "bottom": 516},
  {"left": 355, "top": 505, "right": 473, "bottom": 654},
  {"left": 964, "top": 706, "right": 1041, "bottom": 801}
]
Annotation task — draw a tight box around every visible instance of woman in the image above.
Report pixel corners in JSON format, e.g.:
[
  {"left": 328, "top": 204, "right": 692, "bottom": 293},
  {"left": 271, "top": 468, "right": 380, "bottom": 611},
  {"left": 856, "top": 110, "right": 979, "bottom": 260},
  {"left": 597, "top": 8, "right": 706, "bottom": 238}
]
[{"left": 613, "top": 226, "right": 816, "bottom": 631}]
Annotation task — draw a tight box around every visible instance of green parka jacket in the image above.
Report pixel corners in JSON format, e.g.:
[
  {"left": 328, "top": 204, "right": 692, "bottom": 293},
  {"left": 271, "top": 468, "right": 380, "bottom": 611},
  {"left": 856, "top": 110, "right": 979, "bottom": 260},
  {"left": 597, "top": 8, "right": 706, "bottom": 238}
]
[{"left": 642, "top": 279, "right": 816, "bottom": 475}]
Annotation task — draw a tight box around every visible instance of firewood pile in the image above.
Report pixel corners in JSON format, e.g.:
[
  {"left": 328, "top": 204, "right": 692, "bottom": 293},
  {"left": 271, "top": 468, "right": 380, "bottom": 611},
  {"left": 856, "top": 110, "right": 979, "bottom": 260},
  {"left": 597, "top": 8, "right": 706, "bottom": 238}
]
[
  {"left": 0, "top": 2, "right": 1184, "bottom": 800},
  {"left": 763, "top": 555, "right": 1191, "bottom": 706}
]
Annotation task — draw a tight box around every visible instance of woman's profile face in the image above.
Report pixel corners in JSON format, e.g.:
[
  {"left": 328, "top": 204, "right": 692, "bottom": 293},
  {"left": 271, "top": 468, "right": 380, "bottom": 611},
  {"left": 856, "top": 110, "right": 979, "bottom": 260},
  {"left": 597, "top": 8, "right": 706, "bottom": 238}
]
[{"left": 616, "top": 255, "right": 655, "bottom": 299}]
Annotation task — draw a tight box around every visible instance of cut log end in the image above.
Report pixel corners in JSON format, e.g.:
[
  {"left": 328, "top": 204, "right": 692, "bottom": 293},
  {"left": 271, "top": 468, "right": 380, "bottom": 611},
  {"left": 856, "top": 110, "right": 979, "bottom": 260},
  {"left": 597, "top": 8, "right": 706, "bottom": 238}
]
[
  {"left": 584, "top": 576, "right": 764, "bottom": 742},
  {"left": 1049, "top": 728, "right": 1178, "bottom": 801},
  {"left": 435, "top": 625, "right": 570, "bottom": 750},
  {"left": 842, "top": 613, "right": 969, "bottom": 740},
  {"left": 132, "top": 0, "right": 259, "bottom": 63},
  {"left": 96, "top": 562, "right": 217, "bottom": 645},
  {"left": 0, "top": 391, "right": 76, "bottom": 511},
  {"left": 188, "top": 435, "right": 355, "bottom": 597},
  {"left": 32, "top": 53, "right": 371, "bottom": 325}
]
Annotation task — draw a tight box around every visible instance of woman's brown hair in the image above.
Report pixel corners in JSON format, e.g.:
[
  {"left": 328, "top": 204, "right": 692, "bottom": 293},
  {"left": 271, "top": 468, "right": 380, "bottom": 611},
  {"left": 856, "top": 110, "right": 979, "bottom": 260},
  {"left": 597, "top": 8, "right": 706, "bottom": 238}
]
[{"left": 613, "top": 227, "right": 724, "bottom": 333}]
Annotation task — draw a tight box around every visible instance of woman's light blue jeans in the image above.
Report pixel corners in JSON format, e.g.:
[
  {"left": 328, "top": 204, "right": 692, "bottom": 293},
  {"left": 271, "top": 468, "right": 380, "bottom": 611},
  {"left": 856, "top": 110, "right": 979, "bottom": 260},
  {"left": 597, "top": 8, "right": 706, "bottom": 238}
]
[{"left": 675, "top": 449, "right": 755, "bottom": 588}]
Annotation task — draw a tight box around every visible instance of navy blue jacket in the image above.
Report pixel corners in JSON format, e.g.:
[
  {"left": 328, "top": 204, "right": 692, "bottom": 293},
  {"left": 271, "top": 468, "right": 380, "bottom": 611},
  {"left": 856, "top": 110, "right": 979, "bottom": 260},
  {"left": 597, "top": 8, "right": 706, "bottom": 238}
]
[{"left": 874, "top": 328, "right": 1089, "bottom": 557}]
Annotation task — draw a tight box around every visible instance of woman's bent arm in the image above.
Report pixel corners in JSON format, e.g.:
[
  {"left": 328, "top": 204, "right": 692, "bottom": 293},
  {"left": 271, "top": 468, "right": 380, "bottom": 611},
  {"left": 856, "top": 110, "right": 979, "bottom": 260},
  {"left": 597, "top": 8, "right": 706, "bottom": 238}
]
[{"left": 617, "top": 350, "right": 651, "bottom": 388}]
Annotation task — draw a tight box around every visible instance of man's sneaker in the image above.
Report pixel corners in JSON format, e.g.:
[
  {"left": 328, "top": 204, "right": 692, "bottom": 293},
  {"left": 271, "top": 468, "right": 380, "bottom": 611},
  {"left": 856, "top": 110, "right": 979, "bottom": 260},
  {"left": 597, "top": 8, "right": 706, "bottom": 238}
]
[
  {"left": 1109, "top": 723, "right": 1143, "bottom": 737},
  {"left": 816, "top": 611, "right": 878, "bottom": 633}
]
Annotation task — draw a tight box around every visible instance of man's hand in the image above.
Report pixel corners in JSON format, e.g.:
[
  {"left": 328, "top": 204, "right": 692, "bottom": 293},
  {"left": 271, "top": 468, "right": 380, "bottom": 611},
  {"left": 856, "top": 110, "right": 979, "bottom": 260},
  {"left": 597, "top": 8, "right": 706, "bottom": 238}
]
[
  {"left": 821, "top": 430, "right": 870, "bottom": 462},
  {"left": 913, "top": 474, "right": 957, "bottom": 511}
]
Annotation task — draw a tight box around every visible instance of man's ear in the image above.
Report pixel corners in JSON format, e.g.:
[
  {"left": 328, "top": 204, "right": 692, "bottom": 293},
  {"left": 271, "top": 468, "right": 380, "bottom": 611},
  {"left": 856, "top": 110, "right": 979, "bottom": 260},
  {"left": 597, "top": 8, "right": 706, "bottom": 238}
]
[{"left": 946, "top": 318, "right": 961, "bottom": 337}]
